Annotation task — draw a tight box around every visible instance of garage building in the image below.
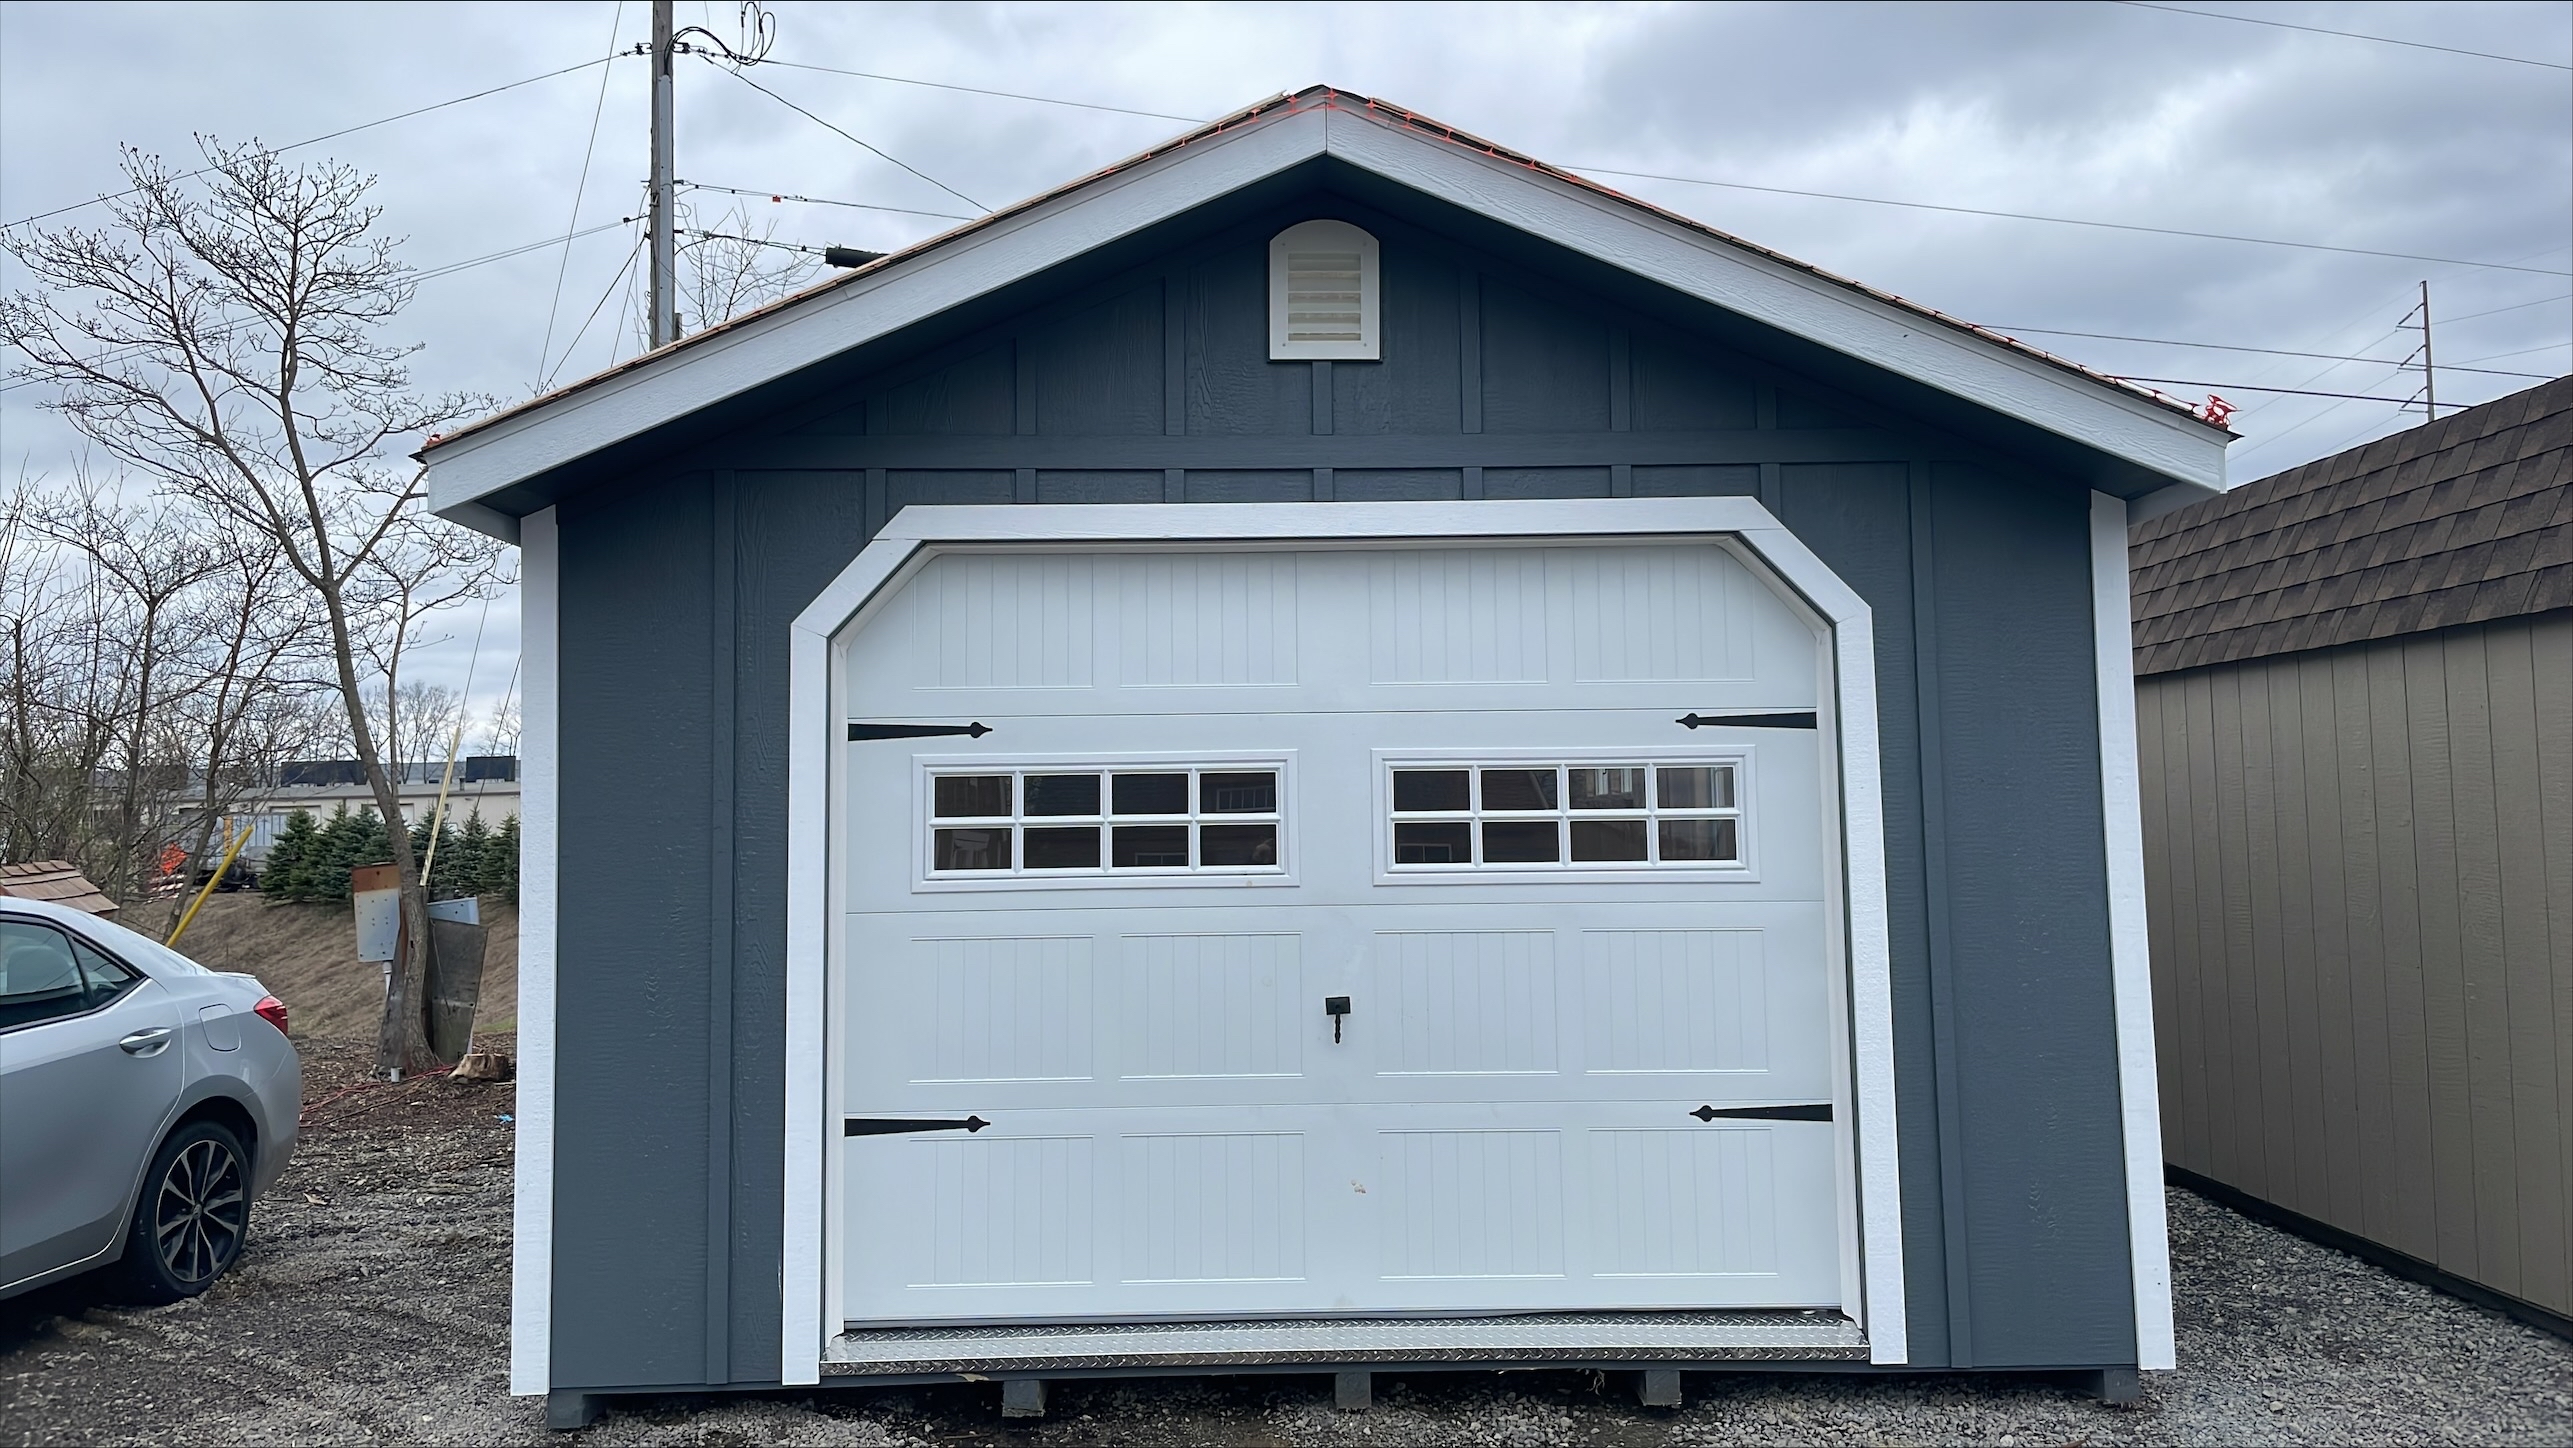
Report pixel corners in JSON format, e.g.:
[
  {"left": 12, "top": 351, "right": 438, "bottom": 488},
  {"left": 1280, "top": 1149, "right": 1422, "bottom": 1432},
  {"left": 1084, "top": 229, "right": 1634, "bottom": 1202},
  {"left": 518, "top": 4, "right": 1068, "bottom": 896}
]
[{"left": 421, "top": 88, "right": 2230, "bottom": 1423}]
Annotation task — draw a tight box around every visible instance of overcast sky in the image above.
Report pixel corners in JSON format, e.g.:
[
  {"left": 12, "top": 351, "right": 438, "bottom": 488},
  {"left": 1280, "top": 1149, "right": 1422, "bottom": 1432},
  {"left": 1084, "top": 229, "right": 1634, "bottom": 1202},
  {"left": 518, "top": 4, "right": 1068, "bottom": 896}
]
[{"left": 3, "top": 0, "right": 2567, "bottom": 735}]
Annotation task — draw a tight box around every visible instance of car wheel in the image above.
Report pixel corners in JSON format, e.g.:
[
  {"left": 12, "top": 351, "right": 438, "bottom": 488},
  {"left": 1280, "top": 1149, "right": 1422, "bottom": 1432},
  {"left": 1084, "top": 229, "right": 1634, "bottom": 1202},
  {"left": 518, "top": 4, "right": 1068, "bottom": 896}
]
[{"left": 114, "top": 1119, "right": 252, "bottom": 1303}]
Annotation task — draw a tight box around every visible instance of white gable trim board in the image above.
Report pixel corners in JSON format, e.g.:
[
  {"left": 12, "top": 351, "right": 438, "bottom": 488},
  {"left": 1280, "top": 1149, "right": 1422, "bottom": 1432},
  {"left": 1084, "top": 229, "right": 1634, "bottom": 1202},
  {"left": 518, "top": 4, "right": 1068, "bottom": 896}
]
[
  {"left": 424, "top": 104, "right": 2226, "bottom": 527},
  {"left": 780, "top": 498, "right": 1908, "bottom": 1384}
]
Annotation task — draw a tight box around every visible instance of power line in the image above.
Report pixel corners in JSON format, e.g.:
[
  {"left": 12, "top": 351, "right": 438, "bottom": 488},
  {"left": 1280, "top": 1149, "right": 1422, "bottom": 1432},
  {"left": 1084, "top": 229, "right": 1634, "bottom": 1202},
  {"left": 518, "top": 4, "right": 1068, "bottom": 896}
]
[
  {"left": 2449, "top": 340, "right": 2570, "bottom": 366},
  {"left": 4, "top": 55, "right": 620, "bottom": 229},
  {"left": 2110, "top": 376, "right": 2427, "bottom": 403},
  {"left": 678, "top": 226, "right": 835, "bottom": 258},
  {"left": 705, "top": 59, "right": 986, "bottom": 213},
  {"left": 1571, "top": 165, "right": 2572, "bottom": 277},
  {"left": 1979, "top": 325, "right": 2556, "bottom": 379},
  {"left": 716, "top": 63, "right": 2569, "bottom": 279},
  {"left": 2444, "top": 294, "right": 2572, "bottom": 325},
  {"left": 537, "top": 2, "right": 627, "bottom": 392},
  {"left": 2108, "top": 1, "right": 2572, "bottom": 71},
  {"left": 760, "top": 58, "right": 1206, "bottom": 123},
  {"left": 679, "top": 179, "right": 973, "bottom": 222},
  {"left": 543, "top": 231, "right": 647, "bottom": 393}
]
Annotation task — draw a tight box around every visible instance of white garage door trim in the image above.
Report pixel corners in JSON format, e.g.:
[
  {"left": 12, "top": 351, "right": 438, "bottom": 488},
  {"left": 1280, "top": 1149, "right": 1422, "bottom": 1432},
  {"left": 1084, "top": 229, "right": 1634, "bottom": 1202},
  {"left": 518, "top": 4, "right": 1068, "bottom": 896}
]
[{"left": 781, "top": 498, "right": 1904, "bottom": 1384}]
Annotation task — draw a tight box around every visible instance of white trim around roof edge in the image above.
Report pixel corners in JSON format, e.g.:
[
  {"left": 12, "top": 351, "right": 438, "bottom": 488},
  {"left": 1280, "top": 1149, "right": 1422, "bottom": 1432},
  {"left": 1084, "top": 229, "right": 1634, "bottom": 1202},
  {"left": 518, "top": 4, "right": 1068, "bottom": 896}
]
[
  {"left": 1319, "top": 109, "right": 2224, "bottom": 494},
  {"left": 427, "top": 103, "right": 2228, "bottom": 536},
  {"left": 510, "top": 507, "right": 560, "bottom": 1397},
  {"left": 2091, "top": 490, "right": 2176, "bottom": 1371},
  {"left": 779, "top": 498, "right": 1907, "bottom": 1382},
  {"left": 427, "top": 106, "right": 1332, "bottom": 522}
]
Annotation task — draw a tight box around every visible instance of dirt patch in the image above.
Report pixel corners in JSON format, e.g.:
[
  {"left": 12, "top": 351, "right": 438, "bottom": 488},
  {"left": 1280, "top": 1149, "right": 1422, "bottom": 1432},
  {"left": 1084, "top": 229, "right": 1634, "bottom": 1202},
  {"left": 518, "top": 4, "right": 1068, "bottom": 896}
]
[
  {"left": 4, "top": 1055, "right": 2567, "bottom": 1446},
  {"left": 118, "top": 893, "right": 518, "bottom": 1039}
]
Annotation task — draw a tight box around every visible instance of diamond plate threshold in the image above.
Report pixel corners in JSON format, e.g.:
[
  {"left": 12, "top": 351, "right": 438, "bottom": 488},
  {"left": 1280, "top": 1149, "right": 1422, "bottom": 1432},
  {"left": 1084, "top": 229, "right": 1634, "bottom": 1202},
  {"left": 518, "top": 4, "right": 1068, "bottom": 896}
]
[{"left": 823, "top": 1310, "right": 1868, "bottom": 1375}]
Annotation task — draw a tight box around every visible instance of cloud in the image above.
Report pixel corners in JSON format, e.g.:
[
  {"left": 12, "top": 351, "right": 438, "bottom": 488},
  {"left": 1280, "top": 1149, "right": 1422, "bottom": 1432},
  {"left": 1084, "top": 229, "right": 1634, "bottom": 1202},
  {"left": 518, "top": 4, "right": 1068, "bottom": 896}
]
[{"left": 3, "top": 0, "right": 2564, "bottom": 718}]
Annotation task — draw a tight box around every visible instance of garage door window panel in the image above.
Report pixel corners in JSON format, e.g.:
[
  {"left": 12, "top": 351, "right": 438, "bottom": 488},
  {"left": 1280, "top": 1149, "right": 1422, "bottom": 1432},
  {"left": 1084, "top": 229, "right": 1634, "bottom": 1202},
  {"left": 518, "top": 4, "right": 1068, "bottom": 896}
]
[
  {"left": 923, "top": 763, "right": 1286, "bottom": 885},
  {"left": 1385, "top": 759, "right": 1747, "bottom": 873}
]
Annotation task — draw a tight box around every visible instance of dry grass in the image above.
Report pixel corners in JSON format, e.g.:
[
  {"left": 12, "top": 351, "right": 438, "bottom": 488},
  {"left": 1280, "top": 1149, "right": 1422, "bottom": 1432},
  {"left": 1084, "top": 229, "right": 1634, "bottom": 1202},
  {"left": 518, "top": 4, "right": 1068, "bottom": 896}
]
[{"left": 117, "top": 892, "right": 517, "bottom": 1042}]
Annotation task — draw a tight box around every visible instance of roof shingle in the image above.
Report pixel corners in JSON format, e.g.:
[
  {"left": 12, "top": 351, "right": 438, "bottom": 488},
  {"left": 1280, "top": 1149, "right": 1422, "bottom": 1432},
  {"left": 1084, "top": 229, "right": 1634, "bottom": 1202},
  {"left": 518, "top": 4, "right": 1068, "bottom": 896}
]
[{"left": 2129, "top": 376, "right": 2572, "bottom": 675}]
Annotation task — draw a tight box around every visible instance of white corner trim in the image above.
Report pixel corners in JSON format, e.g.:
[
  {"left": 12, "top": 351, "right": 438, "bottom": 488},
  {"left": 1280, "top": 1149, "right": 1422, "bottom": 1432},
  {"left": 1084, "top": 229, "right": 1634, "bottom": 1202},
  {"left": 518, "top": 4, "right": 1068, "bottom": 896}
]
[
  {"left": 509, "top": 507, "right": 560, "bottom": 1397},
  {"left": 779, "top": 498, "right": 1907, "bottom": 1379},
  {"left": 2092, "top": 491, "right": 2174, "bottom": 1371}
]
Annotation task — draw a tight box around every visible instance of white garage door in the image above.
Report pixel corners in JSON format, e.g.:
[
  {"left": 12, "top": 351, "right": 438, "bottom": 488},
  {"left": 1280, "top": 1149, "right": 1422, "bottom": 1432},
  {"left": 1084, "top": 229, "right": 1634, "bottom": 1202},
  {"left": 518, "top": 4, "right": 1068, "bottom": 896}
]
[{"left": 837, "top": 541, "right": 1847, "bottom": 1325}]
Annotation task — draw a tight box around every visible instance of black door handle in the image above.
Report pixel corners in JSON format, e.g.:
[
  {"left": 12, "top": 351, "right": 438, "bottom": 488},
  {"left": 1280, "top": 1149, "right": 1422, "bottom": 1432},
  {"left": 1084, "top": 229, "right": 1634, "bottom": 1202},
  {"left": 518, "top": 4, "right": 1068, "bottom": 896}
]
[{"left": 1324, "top": 995, "right": 1351, "bottom": 1044}]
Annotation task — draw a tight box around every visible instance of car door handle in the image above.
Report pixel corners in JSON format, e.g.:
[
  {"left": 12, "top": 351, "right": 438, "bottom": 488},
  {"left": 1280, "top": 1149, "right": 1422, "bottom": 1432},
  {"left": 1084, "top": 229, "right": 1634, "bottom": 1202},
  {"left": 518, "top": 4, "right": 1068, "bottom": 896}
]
[{"left": 118, "top": 1027, "right": 173, "bottom": 1056}]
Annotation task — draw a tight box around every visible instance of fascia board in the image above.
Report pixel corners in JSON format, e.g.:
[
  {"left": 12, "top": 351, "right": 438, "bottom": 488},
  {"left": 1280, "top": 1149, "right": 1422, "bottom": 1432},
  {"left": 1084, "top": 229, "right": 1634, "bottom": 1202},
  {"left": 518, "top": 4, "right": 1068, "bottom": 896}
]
[
  {"left": 426, "top": 108, "right": 1332, "bottom": 518},
  {"left": 1318, "top": 110, "right": 2227, "bottom": 492}
]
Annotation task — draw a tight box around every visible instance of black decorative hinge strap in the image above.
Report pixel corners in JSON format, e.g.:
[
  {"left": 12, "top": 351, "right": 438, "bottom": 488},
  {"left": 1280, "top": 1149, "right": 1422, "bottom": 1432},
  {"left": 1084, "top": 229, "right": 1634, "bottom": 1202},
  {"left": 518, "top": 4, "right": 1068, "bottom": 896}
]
[
  {"left": 844, "top": 1115, "right": 991, "bottom": 1137},
  {"left": 847, "top": 721, "right": 992, "bottom": 741},
  {"left": 1677, "top": 712, "right": 1818, "bottom": 730},
  {"left": 1691, "top": 1103, "right": 1832, "bottom": 1122}
]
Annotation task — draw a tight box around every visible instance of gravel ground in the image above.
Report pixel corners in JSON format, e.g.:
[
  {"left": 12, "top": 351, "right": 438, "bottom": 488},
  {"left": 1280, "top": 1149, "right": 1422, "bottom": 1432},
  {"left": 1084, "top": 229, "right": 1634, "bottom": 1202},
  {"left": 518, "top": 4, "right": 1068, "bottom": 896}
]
[{"left": 4, "top": 1036, "right": 2567, "bottom": 1447}]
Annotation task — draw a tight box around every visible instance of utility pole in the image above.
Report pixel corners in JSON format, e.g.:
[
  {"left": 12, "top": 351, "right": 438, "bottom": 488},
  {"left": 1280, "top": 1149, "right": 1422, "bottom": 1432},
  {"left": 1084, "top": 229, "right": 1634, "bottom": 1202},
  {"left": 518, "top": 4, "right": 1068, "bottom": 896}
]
[
  {"left": 648, "top": 0, "right": 678, "bottom": 348},
  {"left": 2417, "top": 280, "right": 2437, "bottom": 422}
]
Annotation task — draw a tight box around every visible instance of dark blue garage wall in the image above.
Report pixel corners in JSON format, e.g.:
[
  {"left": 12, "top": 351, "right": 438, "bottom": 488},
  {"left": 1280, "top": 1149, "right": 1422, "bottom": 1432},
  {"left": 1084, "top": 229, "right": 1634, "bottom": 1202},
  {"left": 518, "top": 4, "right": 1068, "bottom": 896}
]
[{"left": 543, "top": 197, "right": 2135, "bottom": 1390}]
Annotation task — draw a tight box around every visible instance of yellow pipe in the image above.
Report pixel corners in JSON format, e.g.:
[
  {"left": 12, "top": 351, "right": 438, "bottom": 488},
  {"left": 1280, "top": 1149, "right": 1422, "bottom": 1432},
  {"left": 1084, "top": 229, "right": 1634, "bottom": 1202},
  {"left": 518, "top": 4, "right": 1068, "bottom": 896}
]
[
  {"left": 420, "top": 722, "right": 467, "bottom": 883},
  {"left": 166, "top": 822, "right": 254, "bottom": 949}
]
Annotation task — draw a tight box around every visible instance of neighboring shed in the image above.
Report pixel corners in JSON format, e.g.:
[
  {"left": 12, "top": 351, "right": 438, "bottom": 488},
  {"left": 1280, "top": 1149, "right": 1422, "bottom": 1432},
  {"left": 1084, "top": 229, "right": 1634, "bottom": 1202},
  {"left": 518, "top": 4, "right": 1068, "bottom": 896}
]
[
  {"left": 2129, "top": 375, "right": 2572, "bottom": 1335},
  {"left": 422, "top": 87, "right": 2234, "bottom": 1425},
  {"left": 0, "top": 861, "right": 119, "bottom": 917}
]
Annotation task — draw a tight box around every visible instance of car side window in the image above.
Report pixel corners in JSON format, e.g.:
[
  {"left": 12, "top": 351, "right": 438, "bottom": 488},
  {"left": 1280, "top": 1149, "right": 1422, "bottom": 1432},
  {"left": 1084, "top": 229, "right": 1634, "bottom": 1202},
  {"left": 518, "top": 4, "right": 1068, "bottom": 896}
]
[
  {"left": 69, "top": 937, "right": 140, "bottom": 1010},
  {"left": 0, "top": 921, "right": 91, "bottom": 1031}
]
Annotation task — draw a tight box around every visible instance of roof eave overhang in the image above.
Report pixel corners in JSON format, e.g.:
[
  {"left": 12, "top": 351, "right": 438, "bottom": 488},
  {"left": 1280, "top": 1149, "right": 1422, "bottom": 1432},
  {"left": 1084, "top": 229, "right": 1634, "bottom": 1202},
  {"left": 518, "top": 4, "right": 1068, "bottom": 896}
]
[{"left": 428, "top": 102, "right": 2228, "bottom": 538}]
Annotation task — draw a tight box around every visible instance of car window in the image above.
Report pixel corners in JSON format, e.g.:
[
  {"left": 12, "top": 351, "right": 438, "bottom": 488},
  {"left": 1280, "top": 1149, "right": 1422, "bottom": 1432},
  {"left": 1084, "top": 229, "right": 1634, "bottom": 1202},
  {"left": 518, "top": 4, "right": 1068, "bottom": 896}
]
[
  {"left": 64, "top": 912, "right": 210, "bottom": 978},
  {"left": 69, "top": 937, "right": 140, "bottom": 1008},
  {"left": 0, "top": 921, "right": 95, "bottom": 1030}
]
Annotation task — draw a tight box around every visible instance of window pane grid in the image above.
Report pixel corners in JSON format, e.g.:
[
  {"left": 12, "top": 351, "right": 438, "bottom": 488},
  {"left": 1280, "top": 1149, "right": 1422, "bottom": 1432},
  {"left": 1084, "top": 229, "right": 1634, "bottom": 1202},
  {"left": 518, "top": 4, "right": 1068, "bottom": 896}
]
[
  {"left": 930, "top": 766, "right": 1282, "bottom": 877},
  {"left": 1389, "top": 762, "right": 1742, "bottom": 870}
]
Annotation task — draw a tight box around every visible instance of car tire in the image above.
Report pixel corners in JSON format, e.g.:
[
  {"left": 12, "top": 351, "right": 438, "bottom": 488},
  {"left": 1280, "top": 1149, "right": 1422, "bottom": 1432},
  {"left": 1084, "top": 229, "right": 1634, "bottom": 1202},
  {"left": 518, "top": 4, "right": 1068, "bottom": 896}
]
[{"left": 112, "top": 1119, "right": 253, "bottom": 1304}]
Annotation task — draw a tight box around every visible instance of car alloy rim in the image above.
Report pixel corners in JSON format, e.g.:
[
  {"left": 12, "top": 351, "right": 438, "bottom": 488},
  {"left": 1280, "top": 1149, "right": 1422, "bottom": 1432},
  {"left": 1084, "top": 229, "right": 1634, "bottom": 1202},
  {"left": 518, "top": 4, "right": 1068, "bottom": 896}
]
[{"left": 154, "top": 1138, "right": 246, "bottom": 1285}]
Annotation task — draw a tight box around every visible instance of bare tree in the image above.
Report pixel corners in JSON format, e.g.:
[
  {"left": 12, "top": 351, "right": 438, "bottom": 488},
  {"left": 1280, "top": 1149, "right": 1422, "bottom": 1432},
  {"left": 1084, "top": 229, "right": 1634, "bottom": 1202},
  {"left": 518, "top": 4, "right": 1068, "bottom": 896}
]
[
  {"left": 2, "top": 140, "right": 504, "bottom": 1074},
  {"left": 652, "top": 202, "right": 819, "bottom": 343}
]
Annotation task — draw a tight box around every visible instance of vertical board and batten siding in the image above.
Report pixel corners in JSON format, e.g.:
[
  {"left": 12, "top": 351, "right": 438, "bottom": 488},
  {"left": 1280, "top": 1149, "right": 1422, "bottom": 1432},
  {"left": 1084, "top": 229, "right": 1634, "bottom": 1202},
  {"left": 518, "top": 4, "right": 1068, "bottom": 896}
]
[
  {"left": 2139, "top": 611, "right": 2573, "bottom": 1318},
  {"left": 548, "top": 202, "right": 2137, "bottom": 1389}
]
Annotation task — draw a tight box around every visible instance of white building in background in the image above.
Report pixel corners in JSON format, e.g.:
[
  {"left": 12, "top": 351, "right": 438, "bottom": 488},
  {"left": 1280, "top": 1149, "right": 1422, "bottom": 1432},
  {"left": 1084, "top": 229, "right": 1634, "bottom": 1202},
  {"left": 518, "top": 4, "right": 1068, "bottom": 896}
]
[{"left": 223, "top": 756, "right": 521, "bottom": 864}]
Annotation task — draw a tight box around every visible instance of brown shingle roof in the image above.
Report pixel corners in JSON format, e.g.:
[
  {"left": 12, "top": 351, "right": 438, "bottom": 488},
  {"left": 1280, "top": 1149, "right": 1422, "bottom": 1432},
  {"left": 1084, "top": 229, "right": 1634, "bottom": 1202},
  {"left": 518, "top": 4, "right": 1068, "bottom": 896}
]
[
  {"left": 0, "top": 860, "right": 120, "bottom": 915},
  {"left": 2129, "top": 376, "right": 2572, "bottom": 675}
]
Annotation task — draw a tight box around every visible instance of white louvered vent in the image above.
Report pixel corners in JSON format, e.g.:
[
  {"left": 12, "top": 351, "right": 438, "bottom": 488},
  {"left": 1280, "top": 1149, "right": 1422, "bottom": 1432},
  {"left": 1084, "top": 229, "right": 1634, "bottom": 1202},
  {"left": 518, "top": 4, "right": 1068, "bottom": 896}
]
[{"left": 1269, "top": 220, "right": 1380, "bottom": 361}]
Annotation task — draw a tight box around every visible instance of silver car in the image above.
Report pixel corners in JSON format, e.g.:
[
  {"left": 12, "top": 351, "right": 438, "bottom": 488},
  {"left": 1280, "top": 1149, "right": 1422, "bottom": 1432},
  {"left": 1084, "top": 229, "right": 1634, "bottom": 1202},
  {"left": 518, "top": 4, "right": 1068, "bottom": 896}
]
[{"left": 0, "top": 896, "right": 300, "bottom": 1302}]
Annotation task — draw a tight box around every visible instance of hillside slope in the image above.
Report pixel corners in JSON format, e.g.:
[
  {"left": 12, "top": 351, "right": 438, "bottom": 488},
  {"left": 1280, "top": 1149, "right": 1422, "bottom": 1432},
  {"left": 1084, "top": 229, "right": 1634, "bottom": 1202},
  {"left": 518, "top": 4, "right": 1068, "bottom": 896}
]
[{"left": 118, "top": 893, "right": 518, "bottom": 1042}]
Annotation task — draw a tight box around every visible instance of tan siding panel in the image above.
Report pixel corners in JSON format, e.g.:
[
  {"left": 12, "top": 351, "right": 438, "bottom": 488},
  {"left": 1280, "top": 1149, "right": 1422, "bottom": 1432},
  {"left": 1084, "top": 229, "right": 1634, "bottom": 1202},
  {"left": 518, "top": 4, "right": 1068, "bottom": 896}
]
[
  {"left": 2532, "top": 613, "right": 2573, "bottom": 1315},
  {"left": 2487, "top": 619, "right": 2568, "bottom": 1313},
  {"left": 2330, "top": 649, "right": 2399, "bottom": 1246},
  {"left": 2442, "top": 627, "right": 2521, "bottom": 1298},
  {"left": 2210, "top": 668, "right": 2269, "bottom": 1194},
  {"left": 2147, "top": 617, "right": 2572, "bottom": 1317},
  {"left": 2368, "top": 642, "right": 2440, "bottom": 1261},
  {"left": 2401, "top": 634, "right": 2481, "bottom": 1278},
  {"left": 2299, "top": 653, "right": 2364, "bottom": 1230},
  {"left": 2183, "top": 669, "right": 2235, "bottom": 1184}
]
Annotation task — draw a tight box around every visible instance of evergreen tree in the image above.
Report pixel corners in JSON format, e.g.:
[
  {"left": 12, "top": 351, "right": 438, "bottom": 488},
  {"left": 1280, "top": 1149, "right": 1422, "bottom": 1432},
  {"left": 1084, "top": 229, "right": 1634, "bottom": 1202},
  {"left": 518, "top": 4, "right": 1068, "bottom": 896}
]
[
  {"left": 315, "top": 803, "right": 389, "bottom": 903},
  {"left": 487, "top": 811, "right": 521, "bottom": 906},
  {"left": 451, "top": 810, "right": 493, "bottom": 900},
  {"left": 260, "top": 809, "right": 321, "bottom": 903}
]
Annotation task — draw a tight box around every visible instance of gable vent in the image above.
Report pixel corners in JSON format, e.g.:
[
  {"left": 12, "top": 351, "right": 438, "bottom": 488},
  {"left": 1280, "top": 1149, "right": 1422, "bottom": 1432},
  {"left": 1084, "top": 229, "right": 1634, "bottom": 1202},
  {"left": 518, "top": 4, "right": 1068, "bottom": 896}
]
[{"left": 1269, "top": 220, "right": 1380, "bottom": 361}]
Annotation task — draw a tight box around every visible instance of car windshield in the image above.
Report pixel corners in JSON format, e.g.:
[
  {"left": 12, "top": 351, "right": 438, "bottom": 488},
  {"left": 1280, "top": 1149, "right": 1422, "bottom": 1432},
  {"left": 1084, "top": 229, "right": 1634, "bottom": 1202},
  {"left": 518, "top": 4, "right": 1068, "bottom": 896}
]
[{"left": 63, "top": 912, "right": 213, "bottom": 978}]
